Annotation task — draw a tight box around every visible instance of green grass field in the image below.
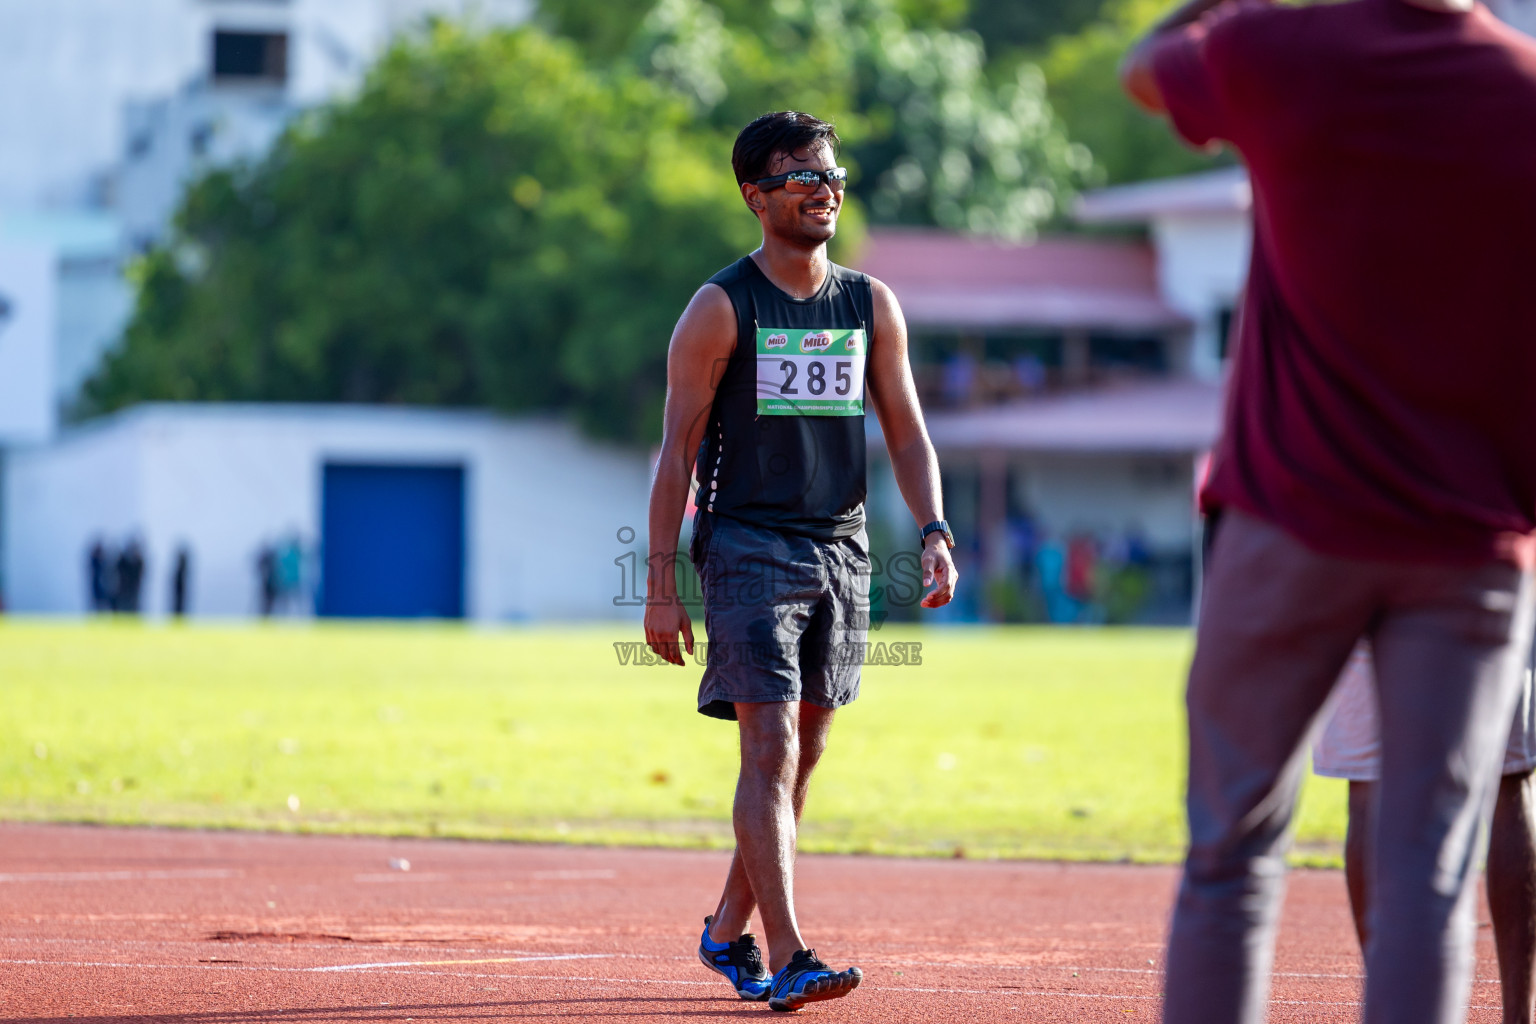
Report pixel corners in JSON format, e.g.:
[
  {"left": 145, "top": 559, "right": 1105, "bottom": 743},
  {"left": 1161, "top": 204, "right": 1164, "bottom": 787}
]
[{"left": 0, "top": 620, "right": 1347, "bottom": 863}]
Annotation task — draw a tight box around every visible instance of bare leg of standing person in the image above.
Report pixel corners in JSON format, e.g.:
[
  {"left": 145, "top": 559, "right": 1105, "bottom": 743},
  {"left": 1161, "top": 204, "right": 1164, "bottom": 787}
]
[
  {"left": 1344, "top": 780, "right": 1374, "bottom": 952},
  {"left": 1490, "top": 770, "right": 1536, "bottom": 1024},
  {"left": 709, "top": 701, "right": 835, "bottom": 953},
  {"left": 1341, "top": 770, "right": 1534, "bottom": 1023}
]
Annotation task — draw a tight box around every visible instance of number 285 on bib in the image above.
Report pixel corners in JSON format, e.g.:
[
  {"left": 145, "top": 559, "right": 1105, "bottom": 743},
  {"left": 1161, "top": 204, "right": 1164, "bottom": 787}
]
[{"left": 755, "top": 328, "right": 867, "bottom": 417}]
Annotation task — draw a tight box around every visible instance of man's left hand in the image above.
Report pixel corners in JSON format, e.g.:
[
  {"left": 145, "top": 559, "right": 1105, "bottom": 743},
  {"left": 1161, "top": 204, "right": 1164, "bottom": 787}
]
[{"left": 920, "top": 537, "right": 958, "bottom": 609}]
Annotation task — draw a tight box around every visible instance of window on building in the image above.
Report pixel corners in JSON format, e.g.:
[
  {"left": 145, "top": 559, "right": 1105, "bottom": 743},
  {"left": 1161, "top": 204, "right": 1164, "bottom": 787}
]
[
  {"left": 212, "top": 30, "right": 289, "bottom": 84},
  {"left": 1089, "top": 334, "right": 1168, "bottom": 375},
  {"left": 190, "top": 122, "right": 215, "bottom": 157},
  {"left": 1216, "top": 306, "right": 1235, "bottom": 362}
]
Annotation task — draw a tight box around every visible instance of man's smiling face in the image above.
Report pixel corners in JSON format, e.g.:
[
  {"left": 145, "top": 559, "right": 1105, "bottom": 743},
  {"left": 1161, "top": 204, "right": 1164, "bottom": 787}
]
[{"left": 752, "top": 142, "right": 841, "bottom": 247}]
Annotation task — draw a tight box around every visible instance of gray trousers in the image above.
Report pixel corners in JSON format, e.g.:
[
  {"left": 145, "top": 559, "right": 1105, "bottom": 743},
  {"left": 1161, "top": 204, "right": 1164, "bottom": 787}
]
[{"left": 1164, "top": 510, "right": 1534, "bottom": 1024}]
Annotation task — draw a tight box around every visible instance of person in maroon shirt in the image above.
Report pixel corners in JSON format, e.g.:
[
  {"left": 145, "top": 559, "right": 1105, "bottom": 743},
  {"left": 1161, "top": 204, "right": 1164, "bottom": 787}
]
[{"left": 1122, "top": 0, "right": 1536, "bottom": 1021}]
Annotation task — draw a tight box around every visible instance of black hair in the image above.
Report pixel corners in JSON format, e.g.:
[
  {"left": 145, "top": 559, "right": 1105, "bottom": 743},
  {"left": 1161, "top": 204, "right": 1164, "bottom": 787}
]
[{"left": 731, "top": 111, "right": 840, "bottom": 186}]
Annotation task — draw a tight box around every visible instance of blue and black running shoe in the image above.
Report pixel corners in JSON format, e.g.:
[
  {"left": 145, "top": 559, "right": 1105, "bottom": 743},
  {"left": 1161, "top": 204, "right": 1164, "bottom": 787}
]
[
  {"left": 767, "top": 948, "right": 862, "bottom": 1012},
  {"left": 698, "top": 915, "right": 771, "bottom": 1001}
]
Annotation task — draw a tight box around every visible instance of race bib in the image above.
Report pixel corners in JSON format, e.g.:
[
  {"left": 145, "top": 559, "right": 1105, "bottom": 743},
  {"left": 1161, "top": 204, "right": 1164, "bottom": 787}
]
[{"left": 755, "top": 328, "right": 866, "bottom": 416}]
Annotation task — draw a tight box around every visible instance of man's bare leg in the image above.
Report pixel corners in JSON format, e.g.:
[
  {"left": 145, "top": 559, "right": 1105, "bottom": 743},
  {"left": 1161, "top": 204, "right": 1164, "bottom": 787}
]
[
  {"left": 1346, "top": 770, "right": 1534, "bottom": 1022},
  {"left": 1344, "top": 780, "right": 1375, "bottom": 952},
  {"left": 709, "top": 701, "right": 836, "bottom": 971},
  {"left": 709, "top": 703, "right": 835, "bottom": 944},
  {"left": 1489, "top": 770, "right": 1536, "bottom": 1024}
]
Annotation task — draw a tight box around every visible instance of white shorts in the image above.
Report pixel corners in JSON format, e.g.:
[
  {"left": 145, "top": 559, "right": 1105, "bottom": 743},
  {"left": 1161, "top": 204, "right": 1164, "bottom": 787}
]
[{"left": 1313, "top": 640, "right": 1536, "bottom": 781}]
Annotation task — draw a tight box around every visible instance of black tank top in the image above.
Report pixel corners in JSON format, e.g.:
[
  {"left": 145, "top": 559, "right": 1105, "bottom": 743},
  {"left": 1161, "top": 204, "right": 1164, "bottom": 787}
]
[{"left": 694, "top": 255, "right": 874, "bottom": 541}]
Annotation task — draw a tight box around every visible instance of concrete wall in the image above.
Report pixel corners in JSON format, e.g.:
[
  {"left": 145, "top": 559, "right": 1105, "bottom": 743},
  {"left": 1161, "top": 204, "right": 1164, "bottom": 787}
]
[
  {"left": 0, "top": 212, "right": 136, "bottom": 426},
  {"left": 3, "top": 405, "right": 648, "bottom": 621},
  {"left": 0, "top": 243, "right": 58, "bottom": 444},
  {"left": 4, "top": 413, "right": 142, "bottom": 613},
  {"left": 56, "top": 253, "right": 135, "bottom": 407}
]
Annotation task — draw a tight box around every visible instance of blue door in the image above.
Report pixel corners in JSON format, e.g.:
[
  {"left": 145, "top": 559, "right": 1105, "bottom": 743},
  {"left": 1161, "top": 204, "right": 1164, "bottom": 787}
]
[{"left": 320, "top": 463, "right": 465, "bottom": 619}]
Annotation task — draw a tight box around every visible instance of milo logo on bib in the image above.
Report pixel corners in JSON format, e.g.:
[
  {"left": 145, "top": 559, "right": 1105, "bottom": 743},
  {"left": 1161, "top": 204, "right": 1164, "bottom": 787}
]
[{"left": 755, "top": 327, "right": 866, "bottom": 417}]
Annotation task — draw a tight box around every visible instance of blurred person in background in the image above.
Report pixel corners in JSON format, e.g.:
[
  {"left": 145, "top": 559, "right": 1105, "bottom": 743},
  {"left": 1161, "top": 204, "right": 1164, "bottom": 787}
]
[
  {"left": 645, "top": 110, "right": 956, "bottom": 1012},
  {"left": 1122, "top": 0, "right": 1536, "bottom": 1018},
  {"left": 256, "top": 544, "right": 278, "bottom": 617},
  {"left": 114, "top": 538, "right": 145, "bottom": 614},
  {"left": 276, "top": 534, "right": 304, "bottom": 614},
  {"left": 87, "top": 538, "right": 114, "bottom": 613},
  {"left": 170, "top": 545, "right": 192, "bottom": 618}
]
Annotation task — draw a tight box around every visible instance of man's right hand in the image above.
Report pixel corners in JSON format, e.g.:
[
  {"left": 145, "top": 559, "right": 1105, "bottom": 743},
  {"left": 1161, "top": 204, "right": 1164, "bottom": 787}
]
[
  {"left": 645, "top": 599, "right": 695, "bottom": 666},
  {"left": 644, "top": 282, "right": 733, "bottom": 669}
]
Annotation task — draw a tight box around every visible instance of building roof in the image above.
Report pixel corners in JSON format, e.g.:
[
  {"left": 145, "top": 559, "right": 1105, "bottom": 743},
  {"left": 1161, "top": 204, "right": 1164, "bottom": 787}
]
[
  {"left": 1075, "top": 167, "right": 1251, "bottom": 224},
  {"left": 856, "top": 228, "right": 1189, "bottom": 333},
  {"left": 897, "top": 376, "right": 1224, "bottom": 455}
]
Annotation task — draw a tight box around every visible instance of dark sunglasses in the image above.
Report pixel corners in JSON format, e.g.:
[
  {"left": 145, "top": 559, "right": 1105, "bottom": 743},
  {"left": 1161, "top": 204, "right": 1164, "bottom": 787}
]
[{"left": 753, "top": 167, "right": 849, "bottom": 193}]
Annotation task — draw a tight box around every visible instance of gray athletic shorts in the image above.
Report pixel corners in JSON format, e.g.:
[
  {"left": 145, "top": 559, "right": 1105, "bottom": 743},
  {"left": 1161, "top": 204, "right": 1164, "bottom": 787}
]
[
  {"left": 690, "top": 513, "right": 871, "bottom": 721},
  {"left": 1313, "top": 639, "right": 1536, "bottom": 780}
]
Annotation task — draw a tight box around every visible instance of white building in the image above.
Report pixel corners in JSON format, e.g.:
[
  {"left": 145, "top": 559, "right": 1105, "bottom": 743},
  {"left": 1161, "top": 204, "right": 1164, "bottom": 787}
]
[
  {"left": 2, "top": 405, "right": 651, "bottom": 621},
  {"left": 0, "top": 211, "right": 136, "bottom": 426},
  {"left": 117, "top": 82, "right": 295, "bottom": 253},
  {"left": 856, "top": 228, "right": 1216, "bottom": 623},
  {"left": 1076, "top": 167, "right": 1251, "bottom": 380},
  {"left": 0, "top": 243, "right": 58, "bottom": 445},
  {"left": 0, "top": 0, "right": 531, "bottom": 213},
  {"left": 1070, "top": 0, "right": 1536, "bottom": 368},
  {"left": 0, "top": 0, "right": 532, "bottom": 434}
]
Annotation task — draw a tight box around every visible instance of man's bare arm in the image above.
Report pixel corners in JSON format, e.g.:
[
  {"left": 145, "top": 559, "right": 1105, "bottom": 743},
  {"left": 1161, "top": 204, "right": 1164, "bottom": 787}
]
[
  {"left": 645, "top": 284, "right": 736, "bottom": 665},
  {"left": 1121, "top": 0, "right": 1231, "bottom": 113},
  {"left": 865, "top": 278, "right": 956, "bottom": 609}
]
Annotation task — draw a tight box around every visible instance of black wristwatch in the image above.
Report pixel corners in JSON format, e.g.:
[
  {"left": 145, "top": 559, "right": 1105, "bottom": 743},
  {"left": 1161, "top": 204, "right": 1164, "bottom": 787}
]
[{"left": 920, "top": 520, "right": 955, "bottom": 549}]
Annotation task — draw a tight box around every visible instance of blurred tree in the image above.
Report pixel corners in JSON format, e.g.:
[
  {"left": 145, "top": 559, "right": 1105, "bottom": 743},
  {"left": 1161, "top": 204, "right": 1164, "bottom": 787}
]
[
  {"left": 1038, "top": 0, "right": 1228, "bottom": 185},
  {"left": 624, "top": 0, "right": 1092, "bottom": 239},
  {"left": 85, "top": 24, "right": 758, "bottom": 441},
  {"left": 966, "top": 0, "right": 1112, "bottom": 52},
  {"left": 538, "top": 0, "right": 967, "bottom": 53},
  {"left": 534, "top": 0, "right": 650, "bottom": 58}
]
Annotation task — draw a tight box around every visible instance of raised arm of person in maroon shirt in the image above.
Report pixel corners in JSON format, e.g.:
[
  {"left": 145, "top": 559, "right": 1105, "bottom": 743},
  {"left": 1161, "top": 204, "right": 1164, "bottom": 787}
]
[
  {"left": 1120, "top": 0, "right": 1235, "bottom": 115},
  {"left": 1122, "top": 0, "right": 1476, "bottom": 118}
]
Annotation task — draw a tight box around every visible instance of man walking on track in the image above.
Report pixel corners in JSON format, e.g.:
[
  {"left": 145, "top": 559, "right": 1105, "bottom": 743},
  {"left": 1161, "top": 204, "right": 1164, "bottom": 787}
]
[
  {"left": 1123, "top": 0, "right": 1536, "bottom": 1020},
  {"left": 644, "top": 111, "right": 957, "bottom": 1012},
  {"left": 1315, "top": 645, "right": 1536, "bottom": 1024}
]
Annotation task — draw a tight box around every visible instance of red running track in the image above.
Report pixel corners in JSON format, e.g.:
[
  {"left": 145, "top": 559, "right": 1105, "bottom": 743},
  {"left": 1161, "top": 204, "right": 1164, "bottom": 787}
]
[{"left": 0, "top": 824, "right": 1507, "bottom": 1022}]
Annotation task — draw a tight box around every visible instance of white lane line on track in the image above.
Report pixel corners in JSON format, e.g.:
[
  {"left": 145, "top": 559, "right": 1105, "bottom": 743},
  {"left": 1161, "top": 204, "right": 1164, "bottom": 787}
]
[
  {"left": 529, "top": 870, "right": 617, "bottom": 880},
  {"left": 0, "top": 959, "right": 1503, "bottom": 1009},
  {"left": 0, "top": 958, "right": 612, "bottom": 974},
  {"left": 863, "top": 959, "right": 1409, "bottom": 982},
  {"left": 351, "top": 873, "right": 451, "bottom": 883},
  {"left": 310, "top": 954, "right": 613, "bottom": 972},
  {"left": 0, "top": 869, "right": 241, "bottom": 883},
  {"left": 0, "top": 937, "right": 630, "bottom": 956},
  {"left": 0, "top": 944, "right": 1505, "bottom": 986}
]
